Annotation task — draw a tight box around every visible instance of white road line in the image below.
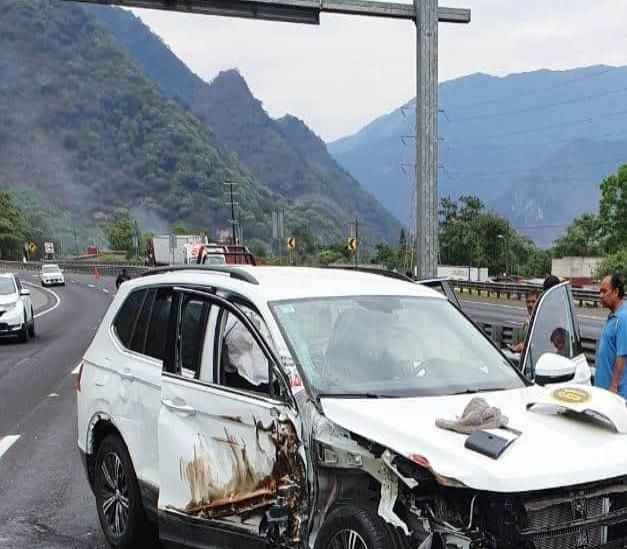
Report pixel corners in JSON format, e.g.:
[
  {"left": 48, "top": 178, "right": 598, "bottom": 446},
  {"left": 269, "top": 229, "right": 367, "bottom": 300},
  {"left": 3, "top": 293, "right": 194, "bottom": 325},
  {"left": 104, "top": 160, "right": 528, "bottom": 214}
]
[
  {"left": 88, "top": 284, "right": 96, "bottom": 289},
  {"left": 462, "top": 300, "right": 525, "bottom": 311},
  {"left": 0, "top": 435, "right": 20, "bottom": 460},
  {"left": 22, "top": 282, "right": 61, "bottom": 319},
  {"left": 102, "top": 288, "right": 110, "bottom": 293}
]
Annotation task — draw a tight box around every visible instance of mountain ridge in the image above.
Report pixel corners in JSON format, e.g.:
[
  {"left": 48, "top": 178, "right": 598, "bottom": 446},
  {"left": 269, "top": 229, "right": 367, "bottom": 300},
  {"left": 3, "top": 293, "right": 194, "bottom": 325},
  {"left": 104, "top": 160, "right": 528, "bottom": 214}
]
[
  {"left": 86, "top": 4, "right": 402, "bottom": 244},
  {"left": 328, "top": 64, "right": 627, "bottom": 245}
]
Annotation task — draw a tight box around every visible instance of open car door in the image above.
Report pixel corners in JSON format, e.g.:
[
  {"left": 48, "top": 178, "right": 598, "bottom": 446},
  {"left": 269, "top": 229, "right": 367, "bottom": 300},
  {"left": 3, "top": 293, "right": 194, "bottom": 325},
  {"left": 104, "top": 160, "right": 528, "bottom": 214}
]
[
  {"left": 519, "top": 281, "right": 590, "bottom": 385},
  {"left": 416, "top": 278, "right": 461, "bottom": 309}
]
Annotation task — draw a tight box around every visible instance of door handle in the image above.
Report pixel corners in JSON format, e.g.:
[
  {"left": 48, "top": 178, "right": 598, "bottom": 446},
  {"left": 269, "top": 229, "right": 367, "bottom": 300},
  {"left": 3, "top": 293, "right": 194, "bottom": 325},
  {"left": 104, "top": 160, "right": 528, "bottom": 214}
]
[
  {"left": 119, "top": 369, "right": 135, "bottom": 382},
  {"left": 161, "top": 399, "right": 196, "bottom": 416}
]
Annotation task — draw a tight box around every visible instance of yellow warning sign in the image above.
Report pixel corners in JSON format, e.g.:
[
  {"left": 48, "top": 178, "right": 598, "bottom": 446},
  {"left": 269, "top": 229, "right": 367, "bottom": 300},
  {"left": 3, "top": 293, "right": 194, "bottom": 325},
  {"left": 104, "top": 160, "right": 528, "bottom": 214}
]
[
  {"left": 286, "top": 237, "right": 296, "bottom": 249},
  {"left": 347, "top": 237, "right": 358, "bottom": 252}
]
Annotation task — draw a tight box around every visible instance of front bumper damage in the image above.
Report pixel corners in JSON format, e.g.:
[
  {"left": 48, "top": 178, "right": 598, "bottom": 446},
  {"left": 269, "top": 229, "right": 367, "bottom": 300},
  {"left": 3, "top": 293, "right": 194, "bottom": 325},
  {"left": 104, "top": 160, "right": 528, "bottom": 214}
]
[{"left": 307, "top": 403, "right": 627, "bottom": 549}]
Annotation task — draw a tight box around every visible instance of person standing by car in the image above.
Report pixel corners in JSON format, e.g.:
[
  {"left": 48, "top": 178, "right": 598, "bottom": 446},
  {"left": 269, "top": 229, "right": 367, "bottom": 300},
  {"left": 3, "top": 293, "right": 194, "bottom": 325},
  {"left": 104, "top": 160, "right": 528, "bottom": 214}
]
[
  {"left": 115, "top": 268, "right": 131, "bottom": 289},
  {"left": 510, "top": 289, "right": 538, "bottom": 353},
  {"left": 595, "top": 274, "right": 626, "bottom": 398}
]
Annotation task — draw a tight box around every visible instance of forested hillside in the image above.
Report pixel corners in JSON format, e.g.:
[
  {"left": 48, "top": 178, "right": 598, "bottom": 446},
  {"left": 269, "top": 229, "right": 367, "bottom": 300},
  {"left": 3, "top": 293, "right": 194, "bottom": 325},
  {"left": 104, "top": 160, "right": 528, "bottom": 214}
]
[
  {"left": 85, "top": 4, "right": 402, "bottom": 244},
  {"left": 0, "top": 0, "right": 286, "bottom": 241}
]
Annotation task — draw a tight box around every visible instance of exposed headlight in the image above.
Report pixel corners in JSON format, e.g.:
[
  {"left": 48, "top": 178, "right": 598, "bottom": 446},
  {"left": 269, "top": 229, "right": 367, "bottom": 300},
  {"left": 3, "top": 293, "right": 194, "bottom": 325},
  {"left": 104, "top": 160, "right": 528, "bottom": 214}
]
[{"left": 2, "top": 300, "right": 18, "bottom": 310}]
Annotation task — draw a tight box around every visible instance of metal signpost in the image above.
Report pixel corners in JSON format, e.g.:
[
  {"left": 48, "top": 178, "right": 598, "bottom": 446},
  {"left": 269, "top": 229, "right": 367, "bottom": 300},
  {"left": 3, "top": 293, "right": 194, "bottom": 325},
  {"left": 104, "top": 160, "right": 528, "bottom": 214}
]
[{"left": 70, "top": 0, "right": 470, "bottom": 276}]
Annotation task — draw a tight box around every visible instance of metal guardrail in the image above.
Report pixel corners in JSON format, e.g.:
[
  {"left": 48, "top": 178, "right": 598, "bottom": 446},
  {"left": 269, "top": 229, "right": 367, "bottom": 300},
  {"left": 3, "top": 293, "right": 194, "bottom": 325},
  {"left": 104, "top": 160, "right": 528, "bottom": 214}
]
[
  {"left": 0, "top": 260, "right": 149, "bottom": 278},
  {"left": 0, "top": 260, "right": 599, "bottom": 366},
  {"left": 454, "top": 280, "right": 601, "bottom": 307}
]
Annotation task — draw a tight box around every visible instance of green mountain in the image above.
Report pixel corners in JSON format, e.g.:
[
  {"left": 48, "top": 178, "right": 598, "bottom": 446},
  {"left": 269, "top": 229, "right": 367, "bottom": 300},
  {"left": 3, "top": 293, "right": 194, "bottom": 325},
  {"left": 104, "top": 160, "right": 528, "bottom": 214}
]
[
  {"left": 0, "top": 0, "right": 289, "bottom": 242},
  {"left": 84, "top": 4, "right": 402, "bottom": 244}
]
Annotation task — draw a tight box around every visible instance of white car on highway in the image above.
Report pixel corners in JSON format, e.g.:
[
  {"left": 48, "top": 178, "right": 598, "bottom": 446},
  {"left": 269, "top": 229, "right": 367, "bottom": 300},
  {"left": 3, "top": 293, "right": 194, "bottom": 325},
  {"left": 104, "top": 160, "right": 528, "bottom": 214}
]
[
  {"left": 39, "top": 263, "right": 65, "bottom": 287},
  {"left": 0, "top": 273, "right": 35, "bottom": 342},
  {"left": 76, "top": 266, "right": 627, "bottom": 549}
]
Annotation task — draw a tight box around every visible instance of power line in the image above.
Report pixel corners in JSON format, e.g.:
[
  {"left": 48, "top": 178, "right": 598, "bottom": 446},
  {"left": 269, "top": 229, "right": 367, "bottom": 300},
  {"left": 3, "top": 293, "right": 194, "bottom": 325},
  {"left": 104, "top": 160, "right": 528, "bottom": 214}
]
[
  {"left": 444, "top": 153, "right": 626, "bottom": 178},
  {"left": 441, "top": 128, "right": 627, "bottom": 151},
  {"left": 445, "top": 65, "right": 624, "bottom": 112},
  {"left": 448, "top": 84, "right": 627, "bottom": 124},
  {"left": 443, "top": 106, "right": 627, "bottom": 143}
]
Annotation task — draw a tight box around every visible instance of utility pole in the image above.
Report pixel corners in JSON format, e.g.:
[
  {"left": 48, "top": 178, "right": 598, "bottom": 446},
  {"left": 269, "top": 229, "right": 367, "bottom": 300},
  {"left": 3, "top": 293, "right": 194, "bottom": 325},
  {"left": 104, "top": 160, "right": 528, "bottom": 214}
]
[
  {"left": 415, "top": 0, "right": 470, "bottom": 279},
  {"left": 73, "top": 227, "right": 79, "bottom": 256},
  {"left": 225, "top": 180, "right": 238, "bottom": 246}
]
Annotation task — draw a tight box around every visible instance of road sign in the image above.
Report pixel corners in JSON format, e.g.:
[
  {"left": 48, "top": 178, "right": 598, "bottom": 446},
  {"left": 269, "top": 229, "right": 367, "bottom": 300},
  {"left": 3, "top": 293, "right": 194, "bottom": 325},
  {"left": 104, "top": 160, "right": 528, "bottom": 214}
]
[
  {"left": 44, "top": 242, "right": 55, "bottom": 254},
  {"left": 286, "top": 237, "right": 296, "bottom": 249},
  {"left": 25, "top": 241, "right": 37, "bottom": 253},
  {"left": 347, "top": 237, "right": 358, "bottom": 252}
]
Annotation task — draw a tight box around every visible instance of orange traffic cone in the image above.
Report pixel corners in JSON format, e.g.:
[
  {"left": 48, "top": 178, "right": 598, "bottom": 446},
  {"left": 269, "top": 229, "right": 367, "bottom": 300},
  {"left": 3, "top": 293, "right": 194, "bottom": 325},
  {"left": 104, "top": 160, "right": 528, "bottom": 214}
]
[{"left": 93, "top": 266, "right": 100, "bottom": 280}]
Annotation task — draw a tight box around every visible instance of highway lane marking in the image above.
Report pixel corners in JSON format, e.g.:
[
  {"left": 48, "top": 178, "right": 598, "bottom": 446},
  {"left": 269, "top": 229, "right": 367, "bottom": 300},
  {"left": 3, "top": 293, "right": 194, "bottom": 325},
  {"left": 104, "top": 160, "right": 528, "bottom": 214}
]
[
  {"left": 102, "top": 288, "right": 110, "bottom": 294},
  {"left": 462, "top": 300, "right": 524, "bottom": 311},
  {"left": 22, "top": 282, "right": 61, "bottom": 319},
  {"left": 88, "top": 284, "right": 96, "bottom": 289},
  {"left": 0, "top": 435, "right": 20, "bottom": 460}
]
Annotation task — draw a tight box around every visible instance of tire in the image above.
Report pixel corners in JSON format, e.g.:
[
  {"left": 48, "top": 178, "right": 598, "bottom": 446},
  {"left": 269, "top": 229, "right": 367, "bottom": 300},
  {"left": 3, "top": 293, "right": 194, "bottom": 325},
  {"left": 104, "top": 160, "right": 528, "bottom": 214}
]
[
  {"left": 19, "top": 310, "right": 30, "bottom": 343},
  {"left": 315, "top": 506, "right": 396, "bottom": 549},
  {"left": 28, "top": 309, "right": 35, "bottom": 338},
  {"left": 94, "top": 434, "right": 158, "bottom": 549}
]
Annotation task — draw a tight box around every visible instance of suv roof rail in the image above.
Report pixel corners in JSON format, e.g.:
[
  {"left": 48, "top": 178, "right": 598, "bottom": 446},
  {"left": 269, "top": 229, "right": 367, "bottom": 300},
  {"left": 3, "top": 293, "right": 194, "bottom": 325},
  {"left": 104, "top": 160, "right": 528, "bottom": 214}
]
[
  {"left": 141, "top": 265, "right": 259, "bottom": 285},
  {"left": 326, "top": 265, "right": 412, "bottom": 282}
]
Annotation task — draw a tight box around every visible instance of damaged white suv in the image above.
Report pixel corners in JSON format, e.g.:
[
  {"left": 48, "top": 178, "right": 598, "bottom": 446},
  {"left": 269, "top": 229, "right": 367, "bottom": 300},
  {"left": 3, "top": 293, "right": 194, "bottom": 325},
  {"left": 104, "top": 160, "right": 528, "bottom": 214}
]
[{"left": 76, "top": 266, "right": 627, "bottom": 549}]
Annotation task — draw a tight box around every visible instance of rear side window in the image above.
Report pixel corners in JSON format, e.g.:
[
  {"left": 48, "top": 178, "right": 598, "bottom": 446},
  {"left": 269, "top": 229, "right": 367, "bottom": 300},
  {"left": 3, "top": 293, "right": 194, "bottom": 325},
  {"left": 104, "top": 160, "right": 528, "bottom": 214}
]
[
  {"left": 145, "top": 288, "right": 173, "bottom": 360},
  {"left": 178, "top": 296, "right": 211, "bottom": 377},
  {"left": 130, "top": 289, "right": 155, "bottom": 353},
  {"left": 114, "top": 290, "right": 147, "bottom": 348}
]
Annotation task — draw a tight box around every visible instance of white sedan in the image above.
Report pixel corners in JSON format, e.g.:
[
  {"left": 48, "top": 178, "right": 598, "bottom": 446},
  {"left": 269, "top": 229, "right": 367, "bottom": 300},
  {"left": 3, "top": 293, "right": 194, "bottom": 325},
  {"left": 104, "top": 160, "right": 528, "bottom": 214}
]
[
  {"left": 0, "top": 273, "right": 34, "bottom": 342},
  {"left": 40, "top": 264, "right": 65, "bottom": 287}
]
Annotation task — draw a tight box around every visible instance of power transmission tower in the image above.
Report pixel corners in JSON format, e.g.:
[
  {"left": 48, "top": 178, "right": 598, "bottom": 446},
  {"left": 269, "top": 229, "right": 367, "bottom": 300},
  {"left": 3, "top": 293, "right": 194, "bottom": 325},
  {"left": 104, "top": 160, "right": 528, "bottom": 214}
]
[
  {"left": 224, "top": 180, "right": 239, "bottom": 245},
  {"left": 414, "top": 0, "right": 469, "bottom": 279}
]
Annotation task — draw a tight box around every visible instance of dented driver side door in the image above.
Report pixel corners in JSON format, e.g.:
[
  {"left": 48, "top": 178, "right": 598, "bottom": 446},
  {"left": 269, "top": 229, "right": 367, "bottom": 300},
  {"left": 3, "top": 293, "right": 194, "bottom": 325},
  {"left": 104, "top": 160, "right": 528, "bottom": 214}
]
[{"left": 158, "top": 288, "right": 305, "bottom": 548}]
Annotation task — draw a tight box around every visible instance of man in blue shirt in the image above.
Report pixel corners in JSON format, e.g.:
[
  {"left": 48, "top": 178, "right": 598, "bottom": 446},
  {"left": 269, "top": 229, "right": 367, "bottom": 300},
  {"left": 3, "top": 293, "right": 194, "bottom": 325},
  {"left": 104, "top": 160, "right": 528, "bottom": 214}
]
[{"left": 595, "top": 274, "right": 626, "bottom": 398}]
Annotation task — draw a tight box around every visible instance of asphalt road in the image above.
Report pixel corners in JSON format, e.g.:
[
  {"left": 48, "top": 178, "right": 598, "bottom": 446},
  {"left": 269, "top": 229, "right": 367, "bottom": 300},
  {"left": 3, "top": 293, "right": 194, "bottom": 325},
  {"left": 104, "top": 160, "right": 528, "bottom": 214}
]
[
  {"left": 461, "top": 297, "right": 606, "bottom": 340},
  {"left": 0, "top": 270, "right": 609, "bottom": 549},
  {"left": 0, "top": 271, "right": 114, "bottom": 549}
]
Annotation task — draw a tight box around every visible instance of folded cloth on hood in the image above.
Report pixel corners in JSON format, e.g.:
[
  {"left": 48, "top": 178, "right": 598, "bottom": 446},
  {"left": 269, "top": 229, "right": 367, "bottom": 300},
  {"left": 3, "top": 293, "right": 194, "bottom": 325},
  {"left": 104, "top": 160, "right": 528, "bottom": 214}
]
[{"left": 436, "top": 397, "right": 509, "bottom": 435}]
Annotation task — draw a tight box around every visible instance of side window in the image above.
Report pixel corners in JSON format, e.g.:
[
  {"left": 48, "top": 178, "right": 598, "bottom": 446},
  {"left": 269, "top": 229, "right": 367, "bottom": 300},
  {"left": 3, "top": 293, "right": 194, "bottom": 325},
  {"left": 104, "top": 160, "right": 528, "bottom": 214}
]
[
  {"left": 145, "top": 288, "right": 173, "bottom": 361},
  {"left": 177, "top": 296, "right": 211, "bottom": 379},
  {"left": 113, "top": 290, "right": 147, "bottom": 348},
  {"left": 129, "top": 289, "right": 155, "bottom": 353},
  {"left": 218, "top": 309, "right": 271, "bottom": 395},
  {"left": 522, "top": 285, "right": 577, "bottom": 378}
]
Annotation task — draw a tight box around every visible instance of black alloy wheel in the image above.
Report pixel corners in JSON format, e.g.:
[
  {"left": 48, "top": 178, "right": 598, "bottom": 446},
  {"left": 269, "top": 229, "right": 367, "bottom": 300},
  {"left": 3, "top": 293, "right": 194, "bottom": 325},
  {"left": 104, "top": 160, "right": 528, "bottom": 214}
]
[{"left": 94, "top": 434, "right": 157, "bottom": 549}]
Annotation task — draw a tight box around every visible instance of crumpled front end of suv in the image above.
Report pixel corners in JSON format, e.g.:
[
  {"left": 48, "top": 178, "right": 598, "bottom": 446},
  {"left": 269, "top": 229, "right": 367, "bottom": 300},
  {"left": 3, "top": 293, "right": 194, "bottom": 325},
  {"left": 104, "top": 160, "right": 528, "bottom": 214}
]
[{"left": 304, "top": 403, "right": 627, "bottom": 549}]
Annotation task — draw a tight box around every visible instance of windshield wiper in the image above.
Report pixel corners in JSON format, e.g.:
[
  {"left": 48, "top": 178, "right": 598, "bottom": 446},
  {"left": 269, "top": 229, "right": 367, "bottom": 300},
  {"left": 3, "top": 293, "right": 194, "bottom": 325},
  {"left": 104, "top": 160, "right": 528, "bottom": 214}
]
[
  {"left": 451, "top": 388, "right": 508, "bottom": 395},
  {"left": 317, "top": 392, "right": 396, "bottom": 400}
]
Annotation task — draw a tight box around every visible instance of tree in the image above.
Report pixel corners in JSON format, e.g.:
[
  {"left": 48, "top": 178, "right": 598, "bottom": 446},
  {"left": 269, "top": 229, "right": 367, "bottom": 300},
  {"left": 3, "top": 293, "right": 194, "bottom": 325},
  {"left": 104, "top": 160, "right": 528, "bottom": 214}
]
[
  {"left": 596, "top": 249, "right": 627, "bottom": 281},
  {"left": 438, "top": 195, "right": 549, "bottom": 277},
  {"left": 599, "top": 165, "right": 627, "bottom": 254},
  {"left": 170, "top": 221, "right": 190, "bottom": 235},
  {"left": 0, "top": 189, "right": 29, "bottom": 260},
  {"left": 553, "top": 214, "right": 601, "bottom": 258},
  {"left": 105, "top": 213, "right": 135, "bottom": 251}
]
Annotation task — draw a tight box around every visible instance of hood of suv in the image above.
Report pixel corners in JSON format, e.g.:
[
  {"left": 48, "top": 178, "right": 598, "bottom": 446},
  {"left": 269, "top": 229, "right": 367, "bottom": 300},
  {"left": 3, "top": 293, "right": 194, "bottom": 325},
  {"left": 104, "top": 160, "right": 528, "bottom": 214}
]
[
  {"left": 0, "top": 293, "right": 19, "bottom": 307},
  {"left": 320, "top": 385, "right": 627, "bottom": 493}
]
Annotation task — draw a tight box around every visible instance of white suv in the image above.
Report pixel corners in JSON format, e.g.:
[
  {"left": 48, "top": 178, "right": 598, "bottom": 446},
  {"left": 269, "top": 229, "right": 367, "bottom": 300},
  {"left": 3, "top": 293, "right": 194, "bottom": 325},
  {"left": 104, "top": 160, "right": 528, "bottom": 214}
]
[
  {"left": 0, "top": 273, "right": 34, "bottom": 342},
  {"left": 77, "top": 266, "right": 627, "bottom": 549}
]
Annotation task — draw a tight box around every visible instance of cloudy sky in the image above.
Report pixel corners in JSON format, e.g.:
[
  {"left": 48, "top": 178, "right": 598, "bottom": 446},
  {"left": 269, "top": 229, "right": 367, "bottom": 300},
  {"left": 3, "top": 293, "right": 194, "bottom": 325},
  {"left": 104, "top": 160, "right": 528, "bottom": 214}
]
[{"left": 131, "top": 0, "right": 627, "bottom": 142}]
